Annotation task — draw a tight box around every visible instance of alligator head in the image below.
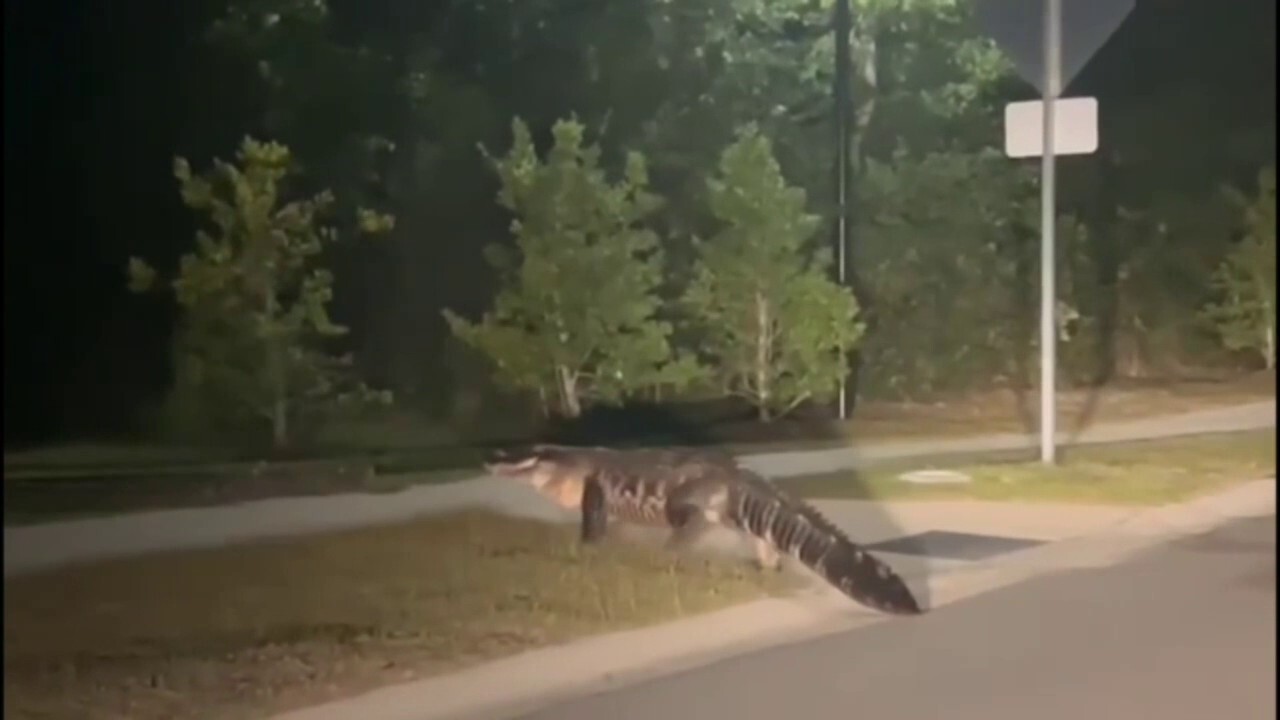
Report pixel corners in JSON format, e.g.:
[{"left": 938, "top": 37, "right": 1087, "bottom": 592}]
[{"left": 483, "top": 445, "right": 592, "bottom": 508}]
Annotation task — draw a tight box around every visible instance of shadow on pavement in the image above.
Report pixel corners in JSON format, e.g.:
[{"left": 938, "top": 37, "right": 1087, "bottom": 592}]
[{"left": 796, "top": 464, "right": 934, "bottom": 612}]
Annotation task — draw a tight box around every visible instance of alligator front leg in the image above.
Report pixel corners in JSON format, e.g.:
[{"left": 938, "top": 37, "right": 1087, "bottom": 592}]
[{"left": 580, "top": 476, "right": 608, "bottom": 543}]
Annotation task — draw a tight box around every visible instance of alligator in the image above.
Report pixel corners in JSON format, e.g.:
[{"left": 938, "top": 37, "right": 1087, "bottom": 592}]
[{"left": 484, "top": 444, "right": 923, "bottom": 615}]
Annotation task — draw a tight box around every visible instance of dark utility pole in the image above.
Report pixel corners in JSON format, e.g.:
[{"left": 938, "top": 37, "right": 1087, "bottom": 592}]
[{"left": 833, "top": 0, "right": 853, "bottom": 420}]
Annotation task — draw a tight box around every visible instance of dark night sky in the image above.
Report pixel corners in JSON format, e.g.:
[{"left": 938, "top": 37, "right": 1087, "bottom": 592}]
[
  {"left": 4, "top": 0, "right": 239, "bottom": 442},
  {"left": 2, "top": 0, "right": 1275, "bottom": 445}
]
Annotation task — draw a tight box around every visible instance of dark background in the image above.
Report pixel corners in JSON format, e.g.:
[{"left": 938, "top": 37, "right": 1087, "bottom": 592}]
[{"left": 4, "top": 0, "right": 1275, "bottom": 445}]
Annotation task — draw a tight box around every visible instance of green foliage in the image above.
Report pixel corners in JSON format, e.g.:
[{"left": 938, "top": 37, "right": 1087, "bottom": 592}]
[
  {"left": 155, "top": 0, "right": 1274, "bottom": 434},
  {"left": 854, "top": 148, "right": 1039, "bottom": 397},
  {"left": 632, "top": 0, "right": 1041, "bottom": 402},
  {"left": 206, "top": 0, "right": 400, "bottom": 235},
  {"left": 442, "top": 117, "right": 699, "bottom": 419},
  {"left": 639, "top": 0, "right": 1013, "bottom": 221},
  {"left": 1201, "top": 167, "right": 1277, "bottom": 368},
  {"left": 1085, "top": 203, "right": 1224, "bottom": 378},
  {"left": 682, "top": 126, "right": 864, "bottom": 421},
  {"left": 128, "top": 137, "right": 391, "bottom": 449}
]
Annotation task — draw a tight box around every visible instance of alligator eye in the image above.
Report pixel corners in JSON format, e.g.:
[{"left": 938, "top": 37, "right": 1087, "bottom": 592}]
[{"left": 485, "top": 447, "right": 514, "bottom": 464}]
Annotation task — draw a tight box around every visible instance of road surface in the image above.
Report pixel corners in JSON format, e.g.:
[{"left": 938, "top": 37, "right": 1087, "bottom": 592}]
[{"left": 510, "top": 513, "right": 1277, "bottom": 720}]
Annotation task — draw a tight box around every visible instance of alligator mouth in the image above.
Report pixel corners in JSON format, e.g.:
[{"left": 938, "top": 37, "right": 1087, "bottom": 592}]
[{"left": 483, "top": 447, "right": 542, "bottom": 476}]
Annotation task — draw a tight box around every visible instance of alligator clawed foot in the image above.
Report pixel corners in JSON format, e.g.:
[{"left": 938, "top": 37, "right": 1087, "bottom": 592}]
[{"left": 753, "top": 538, "right": 782, "bottom": 572}]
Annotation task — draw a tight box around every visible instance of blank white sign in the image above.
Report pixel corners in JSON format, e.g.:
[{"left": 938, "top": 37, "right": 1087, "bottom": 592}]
[{"left": 1004, "top": 96, "right": 1099, "bottom": 158}]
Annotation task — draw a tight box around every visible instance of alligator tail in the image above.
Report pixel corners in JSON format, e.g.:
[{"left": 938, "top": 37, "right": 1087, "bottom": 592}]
[{"left": 730, "top": 474, "right": 923, "bottom": 615}]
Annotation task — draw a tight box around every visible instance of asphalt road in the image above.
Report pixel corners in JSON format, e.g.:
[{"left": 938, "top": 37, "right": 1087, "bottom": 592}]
[{"left": 510, "top": 514, "right": 1277, "bottom": 720}]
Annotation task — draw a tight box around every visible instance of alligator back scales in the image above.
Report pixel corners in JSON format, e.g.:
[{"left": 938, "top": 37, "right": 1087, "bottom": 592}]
[{"left": 485, "top": 444, "right": 923, "bottom": 615}]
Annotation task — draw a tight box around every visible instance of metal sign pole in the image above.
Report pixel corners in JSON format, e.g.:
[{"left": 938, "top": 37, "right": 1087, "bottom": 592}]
[
  {"left": 834, "top": 0, "right": 852, "bottom": 421},
  {"left": 1040, "top": 0, "right": 1062, "bottom": 464},
  {"left": 976, "top": 0, "right": 1132, "bottom": 462}
]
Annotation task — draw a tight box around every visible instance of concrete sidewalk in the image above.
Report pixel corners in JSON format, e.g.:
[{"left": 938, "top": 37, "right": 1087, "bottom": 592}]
[
  {"left": 4, "top": 400, "right": 1274, "bottom": 576},
  {"left": 738, "top": 399, "right": 1277, "bottom": 476},
  {"left": 269, "top": 478, "right": 1277, "bottom": 720}
]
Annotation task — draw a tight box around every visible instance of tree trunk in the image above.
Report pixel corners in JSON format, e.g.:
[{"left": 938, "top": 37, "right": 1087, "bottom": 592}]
[
  {"left": 757, "top": 401, "right": 772, "bottom": 423},
  {"left": 849, "top": 27, "right": 877, "bottom": 180},
  {"left": 755, "top": 292, "right": 772, "bottom": 423},
  {"left": 271, "top": 398, "right": 288, "bottom": 449},
  {"left": 556, "top": 365, "right": 582, "bottom": 418},
  {"left": 1259, "top": 277, "right": 1275, "bottom": 370},
  {"left": 265, "top": 281, "right": 289, "bottom": 449},
  {"left": 536, "top": 385, "right": 552, "bottom": 419}
]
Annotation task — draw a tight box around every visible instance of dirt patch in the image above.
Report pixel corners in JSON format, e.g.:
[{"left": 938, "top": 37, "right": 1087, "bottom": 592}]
[{"left": 3, "top": 511, "right": 793, "bottom": 720}]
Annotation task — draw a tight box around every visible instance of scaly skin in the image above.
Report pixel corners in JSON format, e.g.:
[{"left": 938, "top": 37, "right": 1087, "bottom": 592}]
[{"left": 485, "top": 444, "right": 923, "bottom": 616}]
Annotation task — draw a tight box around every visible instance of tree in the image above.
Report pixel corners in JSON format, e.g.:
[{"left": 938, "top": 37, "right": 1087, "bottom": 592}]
[
  {"left": 631, "top": 0, "right": 1024, "bottom": 404},
  {"left": 443, "top": 117, "right": 698, "bottom": 419},
  {"left": 128, "top": 137, "right": 392, "bottom": 449},
  {"left": 853, "top": 148, "right": 1043, "bottom": 396},
  {"left": 637, "top": 0, "right": 1012, "bottom": 218},
  {"left": 1201, "top": 166, "right": 1277, "bottom": 369},
  {"left": 204, "top": 0, "right": 399, "bottom": 198},
  {"left": 682, "top": 126, "right": 864, "bottom": 421}
]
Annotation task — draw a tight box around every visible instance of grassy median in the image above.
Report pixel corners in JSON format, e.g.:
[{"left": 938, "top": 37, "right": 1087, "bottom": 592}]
[
  {"left": 4, "top": 511, "right": 793, "bottom": 720},
  {"left": 788, "top": 429, "right": 1277, "bottom": 505}
]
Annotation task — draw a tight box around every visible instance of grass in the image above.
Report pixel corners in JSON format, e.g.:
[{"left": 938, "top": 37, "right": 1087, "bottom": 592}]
[
  {"left": 786, "top": 429, "right": 1277, "bottom": 505},
  {"left": 3, "top": 510, "right": 794, "bottom": 720}
]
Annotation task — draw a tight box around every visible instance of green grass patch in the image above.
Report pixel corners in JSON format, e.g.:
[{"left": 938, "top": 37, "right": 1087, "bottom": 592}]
[
  {"left": 4, "top": 510, "right": 795, "bottom": 720},
  {"left": 786, "top": 430, "right": 1277, "bottom": 505}
]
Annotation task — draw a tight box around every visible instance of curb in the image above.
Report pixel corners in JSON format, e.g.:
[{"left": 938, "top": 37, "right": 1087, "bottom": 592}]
[
  {"left": 268, "top": 477, "right": 1276, "bottom": 720},
  {"left": 268, "top": 592, "right": 867, "bottom": 720}
]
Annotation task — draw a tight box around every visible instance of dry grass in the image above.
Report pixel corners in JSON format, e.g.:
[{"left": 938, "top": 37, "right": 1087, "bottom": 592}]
[
  {"left": 787, "top": 429, "right": 1277, "bottom": 505},
  {"left": 3, "top": 511, "right": 793, "bottom": 720}
]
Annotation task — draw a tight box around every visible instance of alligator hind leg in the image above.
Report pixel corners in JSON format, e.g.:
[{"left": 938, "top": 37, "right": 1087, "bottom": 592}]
[
  {"left": 754, "top": 538, "right": 782, "bottom": 571},
  {"left": 664, "top": 505, "right": 714, "bottom": 553}
]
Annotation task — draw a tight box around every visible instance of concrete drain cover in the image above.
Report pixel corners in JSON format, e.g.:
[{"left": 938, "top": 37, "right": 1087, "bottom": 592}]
[
  {"left": 865, "top": 530, "right": 1047, "bottom": 562},
  {"left": 897, "top": 469, "right": 972, "bottom": 485}
]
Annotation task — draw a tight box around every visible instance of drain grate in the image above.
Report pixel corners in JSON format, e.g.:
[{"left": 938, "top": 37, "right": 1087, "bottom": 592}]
[{"left": 865, "top": 530, "right": 1047, "bottom": 562}]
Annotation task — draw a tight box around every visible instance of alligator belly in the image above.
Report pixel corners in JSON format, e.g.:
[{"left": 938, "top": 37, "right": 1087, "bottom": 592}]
[{"left": 610, "top": 500, "right": 670, "bottom": 528}]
